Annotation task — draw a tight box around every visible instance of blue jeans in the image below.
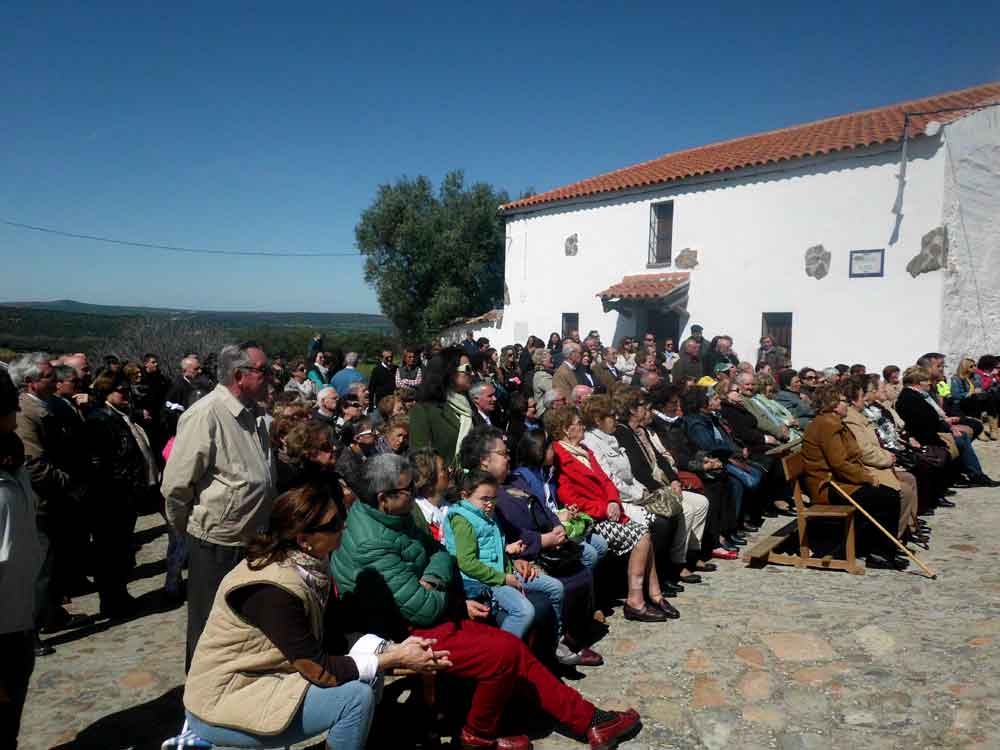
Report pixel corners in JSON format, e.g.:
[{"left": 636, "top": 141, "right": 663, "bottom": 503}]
[
  {"left": 186, "top": 680, "right": 376, "bottom": 750},
  {"left": 955, "top": 432, "right": 985, "bottom": 477},
  {"left": 520, "top": 570, "right": 564, "bottom": 640},
  {"left": 165, "top": 524, "right": 188, "bottom": 593},
  {"left": 726, "top": 462, "right": 763, "bottom": 521},
  {"left": 463, "top": 579, "right": 536, "bottom": 639},
  {"left": 580, "top": 533, "right": 608, "bottom": 570}
]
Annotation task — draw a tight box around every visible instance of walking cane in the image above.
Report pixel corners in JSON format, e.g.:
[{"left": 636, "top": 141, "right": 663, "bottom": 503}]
[{"left": 829, "top": 481, "right": 937, "bottom": 579}]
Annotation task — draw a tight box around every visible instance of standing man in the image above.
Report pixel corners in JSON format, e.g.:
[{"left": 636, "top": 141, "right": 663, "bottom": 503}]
[
  {"left": 330, "top": 351, "right": 364, "bottom": 397},
  {"left": 671, "top": 338, "right": 706, "bottom": 384},
  {"left": 553, "top": 341, "right": 582, "bottom": 399},
  {"left": 0, "top": 369, "right": 44, "bottom": 750},
  {"left": 681, "top": 325, "right": 711, "bottom": 362},
  {"left": 10, "top": 353, "right": 89, "bottom": 651},
  {"left": 134, "top": 353, "right": 171, "bottom": 454},
  {"left": 164, "top": 355, "right": 203, "bottom": 433},
  {"left": 368, "top": 349, "right": 397, "bottom": 411},
  {"left": 162, "top": 343, "right": 276, "bottom": 668},
  {"left": 469, "top": 382, "right": 498, "bottom": 426}
]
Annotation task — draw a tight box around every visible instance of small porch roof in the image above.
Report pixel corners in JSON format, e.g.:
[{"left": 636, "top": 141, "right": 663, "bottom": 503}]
[{"left": 597, "top": 271, "right": 690, "bottom": 314}]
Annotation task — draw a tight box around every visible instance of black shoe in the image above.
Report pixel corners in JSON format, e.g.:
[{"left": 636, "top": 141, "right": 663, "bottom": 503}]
[
  {"left": 741, "top": 522, "right": 760, "bottom": 533},
  {"left": 41, "top": 610, "right": 93, "bottom": 634},
  {"left": 943, "top": 489, "right": 957, "bottom": 496},
  {"left": 727, "top": 534, "right": 747, "bottom": 547},
  {"left": 937, "top": 498, "right": 956, "bottom": 508},
  {"left": 720, "top": 540, "right": 738, "bottom": 552},
  {"left": 775, "top": 507, "right": 798, "bottom": 517},
  {"left": 918, "top": 508, "right": 936, "bottom": 516},
  {"left": 650, "top": 597, "right": 680, "bottom": 619},
  {"left": 970, "top": 474, "right": 1000, "bottom": 488},
  {"left": 662, "top": 580, "right": 684, "bottom": 594},
  {"left": 762, "top": 508, "right": 778, "bottom": 518},
  {"left": 695, "top": 562, "right": 718, "bottom": 572},
  {"left": 34, "top": 634, "right": 55, "bottom": 657},
  {"left": 99, "top": 593, "right": 139, "bottom": 621},
  {"left": 677, "top": 573, "right": 703, "bottom": 584},
  {"left": 623, "top": 604, "right": 668, "bottom": 622}
]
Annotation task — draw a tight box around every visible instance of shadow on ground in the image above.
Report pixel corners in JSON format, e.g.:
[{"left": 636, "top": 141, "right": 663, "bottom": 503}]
[{"left": 50, "top": 685, "right": 184, "bottom": 750}]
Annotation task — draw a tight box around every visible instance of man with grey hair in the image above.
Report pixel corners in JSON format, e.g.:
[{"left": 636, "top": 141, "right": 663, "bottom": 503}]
[
  {"left": 331, "top": 351, "right": 365, "bottom": 397},
  {"left": 541, "top": 388, "right": 568, "bottom": 415},
  {"left": 571, "top": 384, "right": 594, "bottom": 405},
  {"left": 553, "top": 341, "right": 582, "bottom": 400},
  {"left": 469, "top": 381, "right": 497, "bottom": 426},
  {"left": 163, "top": 342, "right": 276, "bottom": 669},
  {"left": 11, "top": 353, "right": 89, "bottom": 649}
]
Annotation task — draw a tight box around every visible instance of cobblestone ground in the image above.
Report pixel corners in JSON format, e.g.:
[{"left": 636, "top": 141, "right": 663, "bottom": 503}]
[{"left": 21, "top": 444, "right": 1000, "bottom": 750}]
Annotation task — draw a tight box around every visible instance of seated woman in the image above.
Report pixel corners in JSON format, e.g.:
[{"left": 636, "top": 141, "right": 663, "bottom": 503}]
[
  {"left": 547, "top": 405, "right": 674, "bottom": 623},
  {"left": 410, "top": 447, "right": 450, "bottom": 542},
  {"left": 801, "top": 385, "right": 906, "bottom": 569},
  {"left": 505, "top": 391, "right": 541, "bottom": 464},
  {"left": 647, "top": 385, "right": 738, "bottom": 562},
  {"left": 513, "top": 430, "right": 609, "bottom": 571},
  {"left": 720, "top": 379, "right": 792, "bottom": 518},
  {"left": 408, "top": 346, "right": 474, "bottom": 465},
  {"left": 683, "top": 387, "right": 762, "bottom": 548},
  {"left": 950, "top": 357, "right": 998, "bottom": 440},
  {"left": 330, "top": 454, "right": 642, "bottom": 750},
  {"left": 183, "top": 481, "right": 449, "bottom": 750},
  {"left": 578, "top": 350, "right": 599, "bottom": 390},
  {"left": 336, "top": 417, "right": 377, "bottom": 501},
  {"left": 750, "top": 373, "right": 802, "bottom": 442},
  {"left": 775, "top": 369, "right": 816, "bottom": 429},
  {"left": 461, "top": 426, "right": 603, "bottom": 667},
  {"left": 604, "top": 390, "right": 710, "bottom": 588},
  {"left": 841, "top": 376, "right": 922, "bottom": 544}
]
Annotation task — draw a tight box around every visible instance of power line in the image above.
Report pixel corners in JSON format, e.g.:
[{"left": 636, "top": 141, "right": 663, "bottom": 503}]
[{"left": 0, "top": 219, "right": 361, "bottom": 257}]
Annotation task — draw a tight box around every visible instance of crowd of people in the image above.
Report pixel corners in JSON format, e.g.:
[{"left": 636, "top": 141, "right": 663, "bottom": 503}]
[{"left": 1, "top": 326, "right": 998, "bottom": 749}]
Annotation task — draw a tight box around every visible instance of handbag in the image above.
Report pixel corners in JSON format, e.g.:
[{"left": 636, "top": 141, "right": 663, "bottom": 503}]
[
  {"left": 527, "top": 498, "right": 585, "bottom": 576},
  {"left": 918, "top": 444, "right": 949, "bottom": 468},
  {"left": 633, "top": 485, "right": 684, "bottom": 518},
  {"left": 537, "top": 543, "right": 584, "bottom": 577}
]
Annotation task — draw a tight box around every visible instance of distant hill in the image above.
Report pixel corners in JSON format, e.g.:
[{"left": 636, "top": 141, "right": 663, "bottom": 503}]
[
  {"left": 0, "top": 299, "right": 395, "bottom": 357},
  {"left": 0, "top": 299, "right": 393, "bottom": 332}
]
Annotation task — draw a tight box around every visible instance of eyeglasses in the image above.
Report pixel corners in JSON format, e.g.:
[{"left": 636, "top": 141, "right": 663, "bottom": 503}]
[
  {"left": 385, "top": 482, "right": 415, "bottom": 498},
  {"left": 455, "top": 363, "right": 473, "bottom": 374},
  {"left": 307, "top": 515, "right": 345, "bottom": 535},
  {"left": 489, "top": 448, "right": 509, "bottom": 458},
  {"left": 241, "top": 365, "right": 270, "bottom": 376}
]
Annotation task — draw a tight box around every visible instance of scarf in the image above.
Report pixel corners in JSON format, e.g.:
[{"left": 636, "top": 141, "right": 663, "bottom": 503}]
[
  {"left": 447, "top": 390, "right": 474, "bottom": 461},
  {"left": 107, "top": 402, "right": 159, "bottom": 486},
  {"left": 558, "top": 439, "right": 592, "bottom": 469},
  {"left": 286, "top": 549, "right": 331, "bottom": 611}
]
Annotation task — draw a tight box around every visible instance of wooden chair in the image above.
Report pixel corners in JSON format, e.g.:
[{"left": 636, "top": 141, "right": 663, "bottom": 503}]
[{"left": 743, "top": 453, "right": 864, "bottom": 574}]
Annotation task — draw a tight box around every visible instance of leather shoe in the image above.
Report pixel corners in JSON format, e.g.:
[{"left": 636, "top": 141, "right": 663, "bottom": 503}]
[
  {"left": 662, "top": 580, "right": 684, "bottom": 593},
  {"left": 34, "top": 635, "right": 55, "bottom": 657},
  {"left": 741, "top": 522, "right": 760, "bottom": 532},
  {"left": 41, "top": 611, "right": 93, "bottom": 634},
  {"left": 588, "top": 708, "right": 642, "bottom": 750},
  {"left": 695, "top": 562, "right": 718, "bottom": 572},
  {"left": 650, "top": 597, "right": 680, "bottom": 619},
  {"left": 459, "top": 728, "right": 532, "bottom": 750},
  {"left": 677, "top": 573, "right": 702, "bottom": 584},
  {"left": 970, "top": 474, "right": 1000, "bottom": 488},
  {"left": 727, "top": 535, "right": 747, "bottom": 547},
  {"left": 720, "top": 539, "right": 738, "bottom": 552},
  {"left": 623, "top": 604, "right": 668, "bottom": 622},
  {"left": 576, "top": 647, "right": 605, "bottom": 667}
]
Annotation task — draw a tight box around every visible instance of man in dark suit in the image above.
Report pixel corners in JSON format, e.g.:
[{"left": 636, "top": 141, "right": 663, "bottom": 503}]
[
  {"left": 367, "top": 349, "right": 398, "bottom": 412},
  {"left": 469, "top": 381, "right": 499, "bottom": 427}
]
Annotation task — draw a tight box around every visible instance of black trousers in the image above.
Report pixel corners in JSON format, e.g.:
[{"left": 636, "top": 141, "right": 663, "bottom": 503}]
[
  {"left": 0, "top": 630, "right": 35, "bottom": 750},
  {"left": 648, "top": 514, "right": 680, "bottom": 582},
  {"left": 848, "top": 485, "right": 901, "bottom": 558},
  {"left": 696, "top": 475, "right": 733, "bottom": 553},
  {"left": 91, "top": 494, "right": 138, "bottom": 609},
  {"left": 185, "top": 534, "right": 244, "bottom": 671}
]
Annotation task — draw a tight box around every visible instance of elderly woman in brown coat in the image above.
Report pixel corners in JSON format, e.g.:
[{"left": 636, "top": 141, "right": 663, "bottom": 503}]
[
  {"left": 801, "top": 385, "right": 906, "bottom": 570},
  {"left": 840, "top": 377, "right": 923, "bottom": 544}
]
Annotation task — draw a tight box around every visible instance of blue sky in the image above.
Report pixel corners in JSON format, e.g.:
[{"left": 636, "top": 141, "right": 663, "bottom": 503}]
[{"left": 2, "top": 1, "right": 997, "bottom": 314}]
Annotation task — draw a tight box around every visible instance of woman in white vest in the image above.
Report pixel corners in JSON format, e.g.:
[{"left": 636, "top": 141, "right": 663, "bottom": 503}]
[{"left": 183, "top": 480, "right": 451, "bottom": 749}]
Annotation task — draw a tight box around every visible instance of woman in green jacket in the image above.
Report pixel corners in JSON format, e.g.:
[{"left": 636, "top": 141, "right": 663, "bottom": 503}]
[{"left": 408, "top": 346, "right": 474, "bottom": 466}]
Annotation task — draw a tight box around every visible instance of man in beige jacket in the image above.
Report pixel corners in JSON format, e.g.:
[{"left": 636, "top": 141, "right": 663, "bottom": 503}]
[
  {"left": 163, "top": 342, "right": 276, "bottom": 669},
  {"left": 552, "top": 341, "right": 582, "bottom": 400}
]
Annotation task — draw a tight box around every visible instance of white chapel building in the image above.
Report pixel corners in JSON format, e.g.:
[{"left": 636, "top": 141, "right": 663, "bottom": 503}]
[{"left": 484, "top": 81, "right": 1000, "bottom": 370}]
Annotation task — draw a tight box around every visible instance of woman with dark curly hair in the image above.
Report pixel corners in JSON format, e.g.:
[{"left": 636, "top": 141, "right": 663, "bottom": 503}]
[{"left": 408, "top": 346, "right": 474, "bottom": 464}]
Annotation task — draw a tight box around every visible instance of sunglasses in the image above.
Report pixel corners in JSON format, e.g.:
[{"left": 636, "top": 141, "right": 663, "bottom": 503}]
[
  {"left": 308, "top": 515, "right": 344, "bottom": 534},
  {"left": 455, "top": 363, "right": 473, "bottom": 374}
]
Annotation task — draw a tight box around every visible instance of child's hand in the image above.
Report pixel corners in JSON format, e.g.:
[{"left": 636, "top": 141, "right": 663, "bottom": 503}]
[
  {"left": 505, "top": 540, "right": 526, "bottom": 555},
  {"left": 514, "top": 559, "right": 537, "bottom": 581},
  {"left": 504, "top": 574, "right": 524, "bottom": 592}
]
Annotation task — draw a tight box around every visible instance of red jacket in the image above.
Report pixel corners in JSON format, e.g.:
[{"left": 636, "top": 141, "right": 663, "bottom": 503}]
[{"left": 552, "top": 441, "right": 627, "bottom": 523}]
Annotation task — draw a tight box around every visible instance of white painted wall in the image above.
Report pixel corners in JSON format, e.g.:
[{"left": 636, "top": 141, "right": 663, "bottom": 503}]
[
  {"left": 940, "top": 105, "right": 1000, "bottom": 367},
  {"left": 501, "top": 137, "right": 949, "bottom": 371},
  {"left": 438, "top": 317, "right": 504, "bottom": 346}
]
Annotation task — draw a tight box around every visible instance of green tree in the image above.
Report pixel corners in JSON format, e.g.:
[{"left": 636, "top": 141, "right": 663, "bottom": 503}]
[{"left": 356, "top": 171, "right": 509, "bottom": 341}]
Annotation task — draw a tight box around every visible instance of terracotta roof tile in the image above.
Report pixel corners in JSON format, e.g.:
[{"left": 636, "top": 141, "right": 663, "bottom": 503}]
[
  {"left": 597, "top": 272, "right": 690, "bottom": 300},
  {"left": 502, "top": 82, "right": 1000, "bottom": 212}
]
